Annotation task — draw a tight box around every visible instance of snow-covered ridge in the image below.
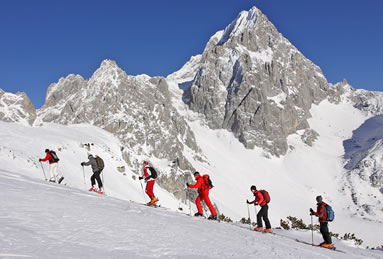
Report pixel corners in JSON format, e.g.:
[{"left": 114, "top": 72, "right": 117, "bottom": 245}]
[{"left": 0, "top": 89, "right": 36, "bottom": 125}]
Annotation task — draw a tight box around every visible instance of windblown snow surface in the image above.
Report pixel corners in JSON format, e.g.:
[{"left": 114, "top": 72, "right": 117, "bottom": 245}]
[{"left": 1, "top": 169, "right": 382, "bottom": 258}]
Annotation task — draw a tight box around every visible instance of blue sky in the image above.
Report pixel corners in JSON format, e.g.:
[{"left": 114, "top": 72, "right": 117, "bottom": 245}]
[{"left": 1, "top": 0, "right": 382, "bottom": 108}]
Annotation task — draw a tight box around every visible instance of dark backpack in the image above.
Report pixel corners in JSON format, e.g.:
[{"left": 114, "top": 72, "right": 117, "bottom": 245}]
[
  {"left": 260, "top": 190, "right": 271, "bottom": 204},
  {"left": 148, "top": 167, "right": 158, "bottom": 179},
  {"left": 203, "top": 174, "right": 213, "bottom": 190},
  {"left": 49, "top": 151, "right": 60, "bottom": 162},
  {"left": 325, "top": 204, "right": 335, "bottom": 222},
  {"left": 95, "top": 156, "right": 104, "bottom": 170}
]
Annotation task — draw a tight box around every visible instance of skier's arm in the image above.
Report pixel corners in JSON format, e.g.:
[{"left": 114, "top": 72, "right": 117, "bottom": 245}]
[
  {"left": 40, "top": 153, "right": 51, "bottom": 162},
  {"left": 82, "top": 159, "right": 92, "bottom": 166},
  {"left": 188, "top": 178, "right": 202, "bottom": 189}
]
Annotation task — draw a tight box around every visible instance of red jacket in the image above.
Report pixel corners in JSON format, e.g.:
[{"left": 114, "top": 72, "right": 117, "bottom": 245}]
[
  {"left": 313, "top": 202, "right": 328, "bottom": 222},
  {"left": 40, "top": 151, "right": 57, "bottom": 164},
  {"left": 188, "top": 175, "right": 206, "bottom": 193},
  {"left": 249, "top": 191, "right": 266, "bottom": 207}
]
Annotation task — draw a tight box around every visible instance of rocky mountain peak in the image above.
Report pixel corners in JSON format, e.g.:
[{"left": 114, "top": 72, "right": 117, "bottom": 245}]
[
  {"left": 218, "top": 7, "right": 259, "bottom": 45},
  {"left": 0, "top": 89, "right": 36, "bottom": 125}
]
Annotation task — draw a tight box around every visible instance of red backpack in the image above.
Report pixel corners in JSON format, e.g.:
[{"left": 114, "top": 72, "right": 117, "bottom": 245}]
[
  {"left": 260, "top": 190, "right": 271, "bottom": 204},
  {"left": 202, "top": 174, "right": 213, "bottom": 190}
]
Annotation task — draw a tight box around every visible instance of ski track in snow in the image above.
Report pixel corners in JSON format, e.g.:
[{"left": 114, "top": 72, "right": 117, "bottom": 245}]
[{"left": 1, "top": 170, "right": 382, "bottom": 258}]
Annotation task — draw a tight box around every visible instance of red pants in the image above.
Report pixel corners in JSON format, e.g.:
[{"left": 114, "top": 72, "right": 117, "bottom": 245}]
[
  {"left": 196, "top": 190, "right": 216, "bottom": 216},
  {"left": 145, "top": 180, "right": 155, "bottom": 199}
]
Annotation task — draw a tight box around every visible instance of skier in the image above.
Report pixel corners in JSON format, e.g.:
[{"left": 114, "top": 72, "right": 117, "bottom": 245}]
[
  {"left": 39, "top": 149, "right": 64, "bottom": 183},
  {"left": 139, "top": 161, "right": 158, "bottom": 206},
  {"left": 187, "top": 171, "right": 217, "bottom": 220},
  {"left": 81, "top": 154, "right": 104, "bottom": 194},
  {"left": 310, "top": 195, "right": 333, "bottom": 248},
  {"left": 247, "top": 185, "right": 272, "bottom": 233}
]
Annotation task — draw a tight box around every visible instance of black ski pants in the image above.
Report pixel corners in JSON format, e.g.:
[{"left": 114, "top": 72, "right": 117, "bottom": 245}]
[
  {"left": 91, "top": 169, "right": 103, "bottom": 188},
  {"left": 257, "top": 204, "right": 271, "bottom": 229},
  {"left": 320, "top": 222, "right": 332, "bottom": 244}
]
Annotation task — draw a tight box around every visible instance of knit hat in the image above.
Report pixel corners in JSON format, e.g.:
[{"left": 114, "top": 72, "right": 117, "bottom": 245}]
[
  {"left": 316, "top": 195, "right": 323, "bottom": 203},
  {"left": 250, "top": 185, "right": 257, "bottom": 191},
  {"left": 194, "top": 171, "right": 200, "bottom": 176},
  {"left": 45, "top": 149, "right": 49, "bottom": 153}
]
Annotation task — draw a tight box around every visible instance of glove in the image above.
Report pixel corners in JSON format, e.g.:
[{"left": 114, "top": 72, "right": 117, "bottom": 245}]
[
  {"left": 138, "top": 176, "right": 143, "bottom": 180},
  {"left": 186, "top": 183, "right": 190, "bottom": 187},
  {"left": 310, "top": 208, "right": 314, "bottom": 215},
  {"left": 81, "top": 162, "right": 84, "bottom": 166},
  {"left": 39, "top": 159, "right": 42, "bottom": 162},
  {"left": 145, "top": 176, "right": 150, "bottom": 181},
  {"left": 246, "top": 199, "right": 250, "bottom": 204}
]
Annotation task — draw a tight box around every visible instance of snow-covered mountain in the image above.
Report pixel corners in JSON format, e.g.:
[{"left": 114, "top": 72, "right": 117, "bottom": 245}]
[
  {"left": 0, "top": 89, "right": 36, "bottom": 125},
  {"left": 1, "top": 5, "right": 383, "bottom": 248}
]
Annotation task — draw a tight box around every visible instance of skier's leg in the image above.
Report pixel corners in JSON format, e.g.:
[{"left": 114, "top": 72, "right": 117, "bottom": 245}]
[
  {"left": 201, "top": 191, "right": 216, "bottom": 216},
  {"left": 262, "top": 204, "right": 271, "bottom": 229},
  {"left": 48, "top": 164, "right": 55, "bottom": 181},
  {"left": 146, "top": 181, "right": 155, "bottom": 199},
  {"left": 195, "top": 194, "right": 203, "bottom": 214},
  {"left": 51, "top": 163, "right": 58, "bottom": 178},
  {"left": 321, "top": 222, "right": 332, "bottom": 244},
  {"left": 257, "top": 206, "right": 264, "bottom": 228},
  {"left": 94, "top": 170, "right": 103, "bottom": 188},
  {"left": 90, "top": 173, "right": 96, "bottom": 186},
  {"left": 319, "top": 222, "right": 326, "bottom": 244}
]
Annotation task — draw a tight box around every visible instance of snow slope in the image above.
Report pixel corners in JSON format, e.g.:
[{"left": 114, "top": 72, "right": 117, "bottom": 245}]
[
  {"left": 1, "top": 169, "right": 381, "bottom": 258},
  {"left": 0, "top": 121, "right": 187, "bottom": 210}
]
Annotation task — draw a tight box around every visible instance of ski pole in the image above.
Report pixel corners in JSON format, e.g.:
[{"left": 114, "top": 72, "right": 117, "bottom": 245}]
[
  {"left": 247, "top": 203, "right": 251, "bottom": 230},
  {"left": 82, "top": 166, "right": 86, "bottom": 188},
  {"left": 187, "top": 189, "right": 192, "bottom": 216},
  {"left": 39, "top": 161, "right": 47, "bottom": 181},
  {"left": 311, "top": 214, "right": 314, "bottom": 246},
  {"left": 101, "top": 170, "right": 105, "bottom": 193},
  {"left": 139, "top": 179, "right": 146, "bottom": 202},
  {"left": 254, "top": 204, "right": 258, "bottom": 227}
]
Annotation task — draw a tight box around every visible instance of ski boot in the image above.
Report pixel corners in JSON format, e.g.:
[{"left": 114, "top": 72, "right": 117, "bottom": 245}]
[
  {"left": 49, "top": 178, "right": 56, "bottom": 183},
  {"left": 147, "top": 197, "right": 158, "bottom": 206},
  {"left": 263, "top": 228, "right": 272, "bottom": 233},
  {"left": 319, "top": 242, "right": 326, "bottom": 247},
  {"left": 194, "top": 212, "right": 203, "bottom": 217},
  {"left": 208, "top": 215, "right": 217, "bottom": 220},
  {"left": 97, "top": 188, "right": 104, "bottom": 194},
  {"left": 58, "top": 176, "right": 64, "bottom": 184},
  {"left": 323, "top": 243, "right": 333, "bottom": 249},
  {"left": 89, "top": 185, "right": 96, "bottom": 192},
  {"left": 254, "top": 227, "right": 263, "bottom": 232}
]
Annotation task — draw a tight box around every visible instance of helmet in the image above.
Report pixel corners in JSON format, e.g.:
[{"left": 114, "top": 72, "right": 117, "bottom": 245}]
[
  {"left": 143, "top": 161, "right": 149, "bottom": 165},
  {"left": 250, "top": 185, "right": 257, "bottom": 191},
  {"left": 316, "top": 195, "right": 323, "bottom": 203},
  {"left": 194, "top": 171, "right": 200, "bottom": 176},
  {"left": 45, "top": 149, "right": 49, "bottom": 153}
]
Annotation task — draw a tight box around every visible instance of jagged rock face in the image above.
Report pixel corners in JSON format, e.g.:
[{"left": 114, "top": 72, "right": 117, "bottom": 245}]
[
  {"left": 187, "top": 7, "right": 340, "bottom": 156},
  {"left": 38, "top": 60, "right": 202, "bottom": 176},
  {"left": 0, "top": 89, "right": 36, "bottom": 125}
]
